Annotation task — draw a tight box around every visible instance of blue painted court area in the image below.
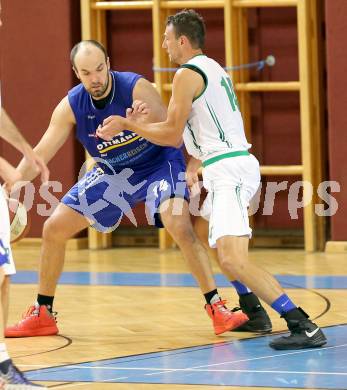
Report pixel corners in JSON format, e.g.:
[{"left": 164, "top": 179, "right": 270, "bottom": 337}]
[
  {"left": 26, "top": 324, "right": 347, "bottom": 388},
  {"left": 11, "top": 271, "right": 347, "bottom": 289}
]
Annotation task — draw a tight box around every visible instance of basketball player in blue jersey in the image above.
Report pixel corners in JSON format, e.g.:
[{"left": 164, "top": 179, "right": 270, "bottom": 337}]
[
  {"left": 5, "top": 40, "right": 253, "bottom": 338},
  {"left": 97, "top": 10, "right": 327, "bottom": 350}
]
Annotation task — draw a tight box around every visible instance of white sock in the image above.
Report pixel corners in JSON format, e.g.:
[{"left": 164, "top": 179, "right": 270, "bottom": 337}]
[
  {"left": 210, "top": 294, "right": 221, "bottom": 305},
  {"left": 0, "top": 343, "right": 10, "bottom": 363}
]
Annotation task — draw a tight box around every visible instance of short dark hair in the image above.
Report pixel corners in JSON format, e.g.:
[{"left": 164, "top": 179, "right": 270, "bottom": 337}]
[
  {"left": 167, "top": 9, "right": 205, "bottom": 49},
  {"left": 70, "top": 40, "right": 108, "bottom": 68}
]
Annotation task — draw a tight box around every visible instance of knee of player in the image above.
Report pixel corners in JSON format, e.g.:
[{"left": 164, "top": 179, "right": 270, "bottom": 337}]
[
  {"left": 42, "top": 215, "right": 68, "bottom": 242},
  {"left": 168, "top": 221, "right": 196, "bottom": 245},
  {"left": 193, "top": 217, "right": 209, "bottom": 243},
  {"left": 218, "top": 253, "right": 246, "bottom": 276}
]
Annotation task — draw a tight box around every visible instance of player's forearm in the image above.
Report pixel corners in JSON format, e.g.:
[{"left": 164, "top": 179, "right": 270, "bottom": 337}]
[
  {"left": 146, "top": 104, "right": 167, "bottom": 124},
  {"left": 0, "top": 157, "right": 13, "bottom": 178},
  {"left": 0, "top": 157, "right": 19, "bottom": 186},
  {"left": 16, "top": 155, "right": 38, "bottom": 181},
  {"left": 126, "top": 110, "right": 172, "bottom": 147},
  {"left": 0, "top": 109, "right": 32, "bottom": 154},
  {"left": 124, "top": 118, "right": 182, "bottom": 147},
  {"left": 16, "top": 143, "right": 48, "bottom": 181},
  {"left": 0, "top": 109, "right": 38, "bottom": 181}
]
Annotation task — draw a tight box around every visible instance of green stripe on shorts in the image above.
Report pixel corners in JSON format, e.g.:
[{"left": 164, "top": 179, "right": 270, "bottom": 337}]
[{"left": 202, "top": 150, "right": 250, "bottom": 168}]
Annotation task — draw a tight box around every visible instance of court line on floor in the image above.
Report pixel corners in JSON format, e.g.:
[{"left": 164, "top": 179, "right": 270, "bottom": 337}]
[
  {"left": 21, "top": 323, "right": 346, "bottom": 375},
  {"left": 11, "top": 271, "right": 347, "bottom": 289},
  {"left": 142, "top": 343, "right": 347, "bottom": 377},
  {"left": 19, "top": 341, "right": 347, "bottom": 374},
  {"left": 24, "top": 326, "right": 347, "bottom": 389},
  {"left": 15, "top": 335, "right": 72, "bottom": 358},
  {"left": 21, "top": 366, "right": 347, "bottom": 375}
]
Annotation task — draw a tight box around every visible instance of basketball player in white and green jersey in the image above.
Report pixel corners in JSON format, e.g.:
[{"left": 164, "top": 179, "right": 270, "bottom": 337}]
[{"left": 97, "top": 9, "right": 327, "bottom": 350}]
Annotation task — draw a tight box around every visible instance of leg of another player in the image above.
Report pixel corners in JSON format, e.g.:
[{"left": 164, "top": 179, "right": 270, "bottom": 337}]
[
  {"left": 0, "top": 267, "right": 6, "bottom": 336},
  {"left": 159, "top": 198, "right": 248, "bottom": 335},
  {"left": 1, "top": 276, "right": 10, "bottom": 326},
  {"left": 0, "top": 267, "right": 47, "bottom": 388},
  {"left": 38, "top": 203, "right": 90, "bottom": 297},
  {"left": 217, "top": 235, "right": 285, "bottom": 303},
  {"left": 5, "top": 203, "right": 90, "bottom": 338},
  {"left": 160, "top": 198, "right": 215, "bottom": 294},
  {"left": 0, "top": 267, "right": 10, "bottom": 383},
  {"left": 193, "top": 216, "right": 217, "bottom": 264},
  {"left": 217, "top": 235, "right": 327, "bottom": 349},
  {"left": 194, "top": 216, "right": 272, "bottom": 333}
]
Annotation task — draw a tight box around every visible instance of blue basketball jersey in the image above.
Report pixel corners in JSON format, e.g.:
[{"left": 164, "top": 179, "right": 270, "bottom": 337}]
[{"left": 68, "top": 71, "right": 184, "bottom": 172}]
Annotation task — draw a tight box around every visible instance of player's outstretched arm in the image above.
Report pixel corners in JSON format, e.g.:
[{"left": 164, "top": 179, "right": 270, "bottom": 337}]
[
  {"left": 15, "top": 96, "right": 75, "bottom": 182},
  {"left": 0, "top": 108, "right": 49, "bottom": 184},
  {"left": 0, "top": 108, "right": 31, "bottom": 152},
  {"left": 97, "top": 68, "right": 203, "bottom": 146}
]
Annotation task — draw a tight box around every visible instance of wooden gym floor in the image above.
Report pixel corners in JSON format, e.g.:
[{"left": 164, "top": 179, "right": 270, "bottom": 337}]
[{"left": 7, "top": 245, "right": 347, "bottom": 390}]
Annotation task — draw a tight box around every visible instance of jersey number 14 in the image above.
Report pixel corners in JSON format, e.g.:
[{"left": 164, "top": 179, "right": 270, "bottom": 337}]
[{"left": 221, "top": 76, "right": 239, "bottom": 112}]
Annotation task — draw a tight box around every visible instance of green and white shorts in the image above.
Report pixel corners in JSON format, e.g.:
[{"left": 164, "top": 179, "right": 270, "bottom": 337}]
[{"left": 201, "top": 152, "right": 260, "bottom": 248}]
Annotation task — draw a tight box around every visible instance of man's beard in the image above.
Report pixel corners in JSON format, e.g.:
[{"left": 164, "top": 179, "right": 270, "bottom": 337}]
[
  {"left": 168, "top": 51, "right": 179, "bottom": 65},
  {"left": 89, "top": 76, "right": 109, "bottom": 98}
]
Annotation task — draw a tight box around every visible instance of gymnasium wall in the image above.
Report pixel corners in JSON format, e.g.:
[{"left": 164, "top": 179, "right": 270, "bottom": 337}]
[
  {"left": 325, "top": 0, "right": 347, "bottom": 241},
  {"left": 0, "top": 1, "right": 345, "bottom": 244}
]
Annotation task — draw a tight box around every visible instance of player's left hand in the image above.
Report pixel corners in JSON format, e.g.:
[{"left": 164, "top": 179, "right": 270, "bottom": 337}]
[
  {"left": 96, "top": 115, "right": 125, "bottom": 140},
  {"left": 126, "top": 100, "right": 150, "bottom": 123}
]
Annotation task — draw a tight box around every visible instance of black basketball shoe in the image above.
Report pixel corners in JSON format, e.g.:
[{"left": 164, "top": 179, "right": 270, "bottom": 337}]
[
  {"left": 269, "top": 307, "right": 327, "bottom": 350},
  {"left": 232, "top": 292, "right": 272, "bottom": 333}
]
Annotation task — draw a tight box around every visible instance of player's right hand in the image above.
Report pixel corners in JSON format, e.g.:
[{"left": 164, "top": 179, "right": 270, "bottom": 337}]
[
  {"left": 185, "top": 170, "right": 201, "bottom": 196},
  {"left": 185, "top": 157, "right": 202, "bottom": 196}
]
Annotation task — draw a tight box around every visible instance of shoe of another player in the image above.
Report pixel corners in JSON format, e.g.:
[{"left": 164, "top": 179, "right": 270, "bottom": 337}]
[
  {"left": 269, "top": 308, "right": 327, "bottom": 350},
  {"left": 232, "top": 293, "right": 272, "bottom": 333},
  {"left": 5, "top": 304, "right": 58, "bottom": 338},
  {"left": 0, "top": 359, "right": 47, "bottom": 389},
  {"left": 205, "top": 300, "right": 249, "bottom": 335}
]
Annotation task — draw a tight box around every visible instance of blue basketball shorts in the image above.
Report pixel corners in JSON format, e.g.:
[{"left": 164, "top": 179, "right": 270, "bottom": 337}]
[{"left": 61, "top": 159, "right": 189, "bottom": 232}]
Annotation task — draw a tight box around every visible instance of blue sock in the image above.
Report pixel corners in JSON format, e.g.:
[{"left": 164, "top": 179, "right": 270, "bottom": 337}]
[
  {"left": 231, "top": 280, "right": 251, "bottom": 295},
  {"left": 271, "top": 294, "right": 297, "bottom": 315}
]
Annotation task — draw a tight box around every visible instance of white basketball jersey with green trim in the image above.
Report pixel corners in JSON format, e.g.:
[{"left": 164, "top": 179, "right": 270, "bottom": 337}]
[{"left": 182, "top": 55, "right": 251, "bottom": 161}]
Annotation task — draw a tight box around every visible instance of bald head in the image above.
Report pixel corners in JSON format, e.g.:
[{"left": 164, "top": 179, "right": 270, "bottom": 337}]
[
  {"left": 71, "top": 40, "right": 111, "bottom": 99},
  {"left": 70, "top": 40, "right": 108, "bottom": 70}
]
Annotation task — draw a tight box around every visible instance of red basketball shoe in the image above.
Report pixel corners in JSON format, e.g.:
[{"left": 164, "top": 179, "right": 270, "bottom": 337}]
[
  {"left": 5, "top": 304, "right": 58, "bottom": 337},
  {"left": 205, "top": 300, "right": 248, "bottom": 335}
]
